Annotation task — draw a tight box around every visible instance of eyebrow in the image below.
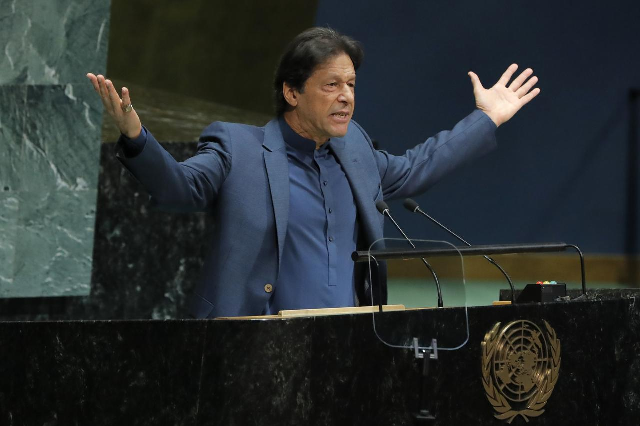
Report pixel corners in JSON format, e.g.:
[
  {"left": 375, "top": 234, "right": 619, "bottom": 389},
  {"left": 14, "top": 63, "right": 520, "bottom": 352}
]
[{"left": 326, "top": 72, "right": 356, "bottom": 81}]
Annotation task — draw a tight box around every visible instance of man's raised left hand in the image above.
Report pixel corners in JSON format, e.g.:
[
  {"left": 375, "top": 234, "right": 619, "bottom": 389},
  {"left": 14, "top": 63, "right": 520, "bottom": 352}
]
[{"left": 468, "top": 64, "right": 540, "bottom": 127}]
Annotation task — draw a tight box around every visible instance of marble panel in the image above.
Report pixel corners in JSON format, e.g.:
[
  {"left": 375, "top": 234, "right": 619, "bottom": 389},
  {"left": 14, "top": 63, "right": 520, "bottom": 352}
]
[
  {"left": 9, "top": 189, "right": 97, "bottom": 297},
  {"left": 0, "top": 320, "right": 205, "bottom": 425},
  {"left": 0, "top": 141, "right": 208, "bottom": 317},
  {"left": 85, "top": 141, "right": 209, "bottom": 319},
  {"left": 199, "top": 316, "right": 418, "bottom": 426},
  {"left": 0, "top": 192, "right": 19, "bottom": 289},
  {"left": 22, "top": 83, "right": 101, "bottom": 192},
  {"left": 0, "top": 83, "right": 102, "bottom": 297},
  {"left": 0, "top": 0, "right": 109, "bottom": 299},
  {"left": 0, "top": 0, "right": 110, "bottom": 85},
  {"left": 0, "top": 296, "right": 638, "bottom": 423},
  {"left": 196, "top": 299, "right": 640, "bottom": 425},
  {"left": 0, "top": 85, "right": 26, "bottom": 190}
]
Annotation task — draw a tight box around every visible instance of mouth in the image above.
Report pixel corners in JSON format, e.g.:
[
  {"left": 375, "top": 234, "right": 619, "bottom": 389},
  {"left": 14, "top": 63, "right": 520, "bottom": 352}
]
[{"left": 330, "top": 111, "right": 351, "bottom": 122}]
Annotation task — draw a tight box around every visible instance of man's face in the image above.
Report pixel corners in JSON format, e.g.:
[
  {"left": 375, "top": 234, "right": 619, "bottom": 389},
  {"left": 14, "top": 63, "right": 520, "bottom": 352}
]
[{"left": 284, "top": 53, "right": 356, "bottom": 144}]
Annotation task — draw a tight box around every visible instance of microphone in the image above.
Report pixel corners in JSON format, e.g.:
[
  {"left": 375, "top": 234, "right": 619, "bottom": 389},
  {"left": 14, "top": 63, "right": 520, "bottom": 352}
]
[
  {"left": 403, "top": 198, "right": 516, "bottom": 303},
  {"left": 375, "top": 200, "right": 444, "bottom": 308}
]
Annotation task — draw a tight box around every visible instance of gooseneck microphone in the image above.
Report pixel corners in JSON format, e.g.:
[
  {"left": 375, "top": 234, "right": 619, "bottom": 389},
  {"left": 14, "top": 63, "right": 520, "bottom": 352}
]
[
  {"left": 375, "top": 200, "right": 444, "bottom": 308},
  {"left": 403, "top": 198, "right": 516, "bottom": 303}
]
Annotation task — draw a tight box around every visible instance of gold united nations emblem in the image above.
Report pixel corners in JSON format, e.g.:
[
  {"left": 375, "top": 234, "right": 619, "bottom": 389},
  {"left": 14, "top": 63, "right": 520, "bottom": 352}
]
[{"left": 481, "top": 320, "right": 561, "bottom": 423}]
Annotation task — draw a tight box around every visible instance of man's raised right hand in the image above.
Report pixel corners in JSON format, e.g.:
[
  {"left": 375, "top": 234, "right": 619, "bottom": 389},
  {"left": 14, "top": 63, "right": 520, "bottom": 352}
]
[{"left": 87, "top": 73, "right": 142, "bottom": 139}]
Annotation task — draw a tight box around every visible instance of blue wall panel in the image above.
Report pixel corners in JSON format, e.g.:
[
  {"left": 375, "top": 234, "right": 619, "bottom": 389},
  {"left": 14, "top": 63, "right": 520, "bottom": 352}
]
[{"left": 315, "top": 0, "right": 640, "bottom": 253}]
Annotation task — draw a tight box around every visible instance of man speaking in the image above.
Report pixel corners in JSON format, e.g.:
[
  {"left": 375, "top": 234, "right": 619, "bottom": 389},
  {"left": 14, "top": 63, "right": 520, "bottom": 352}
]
[{"left": 87, "top": 27, "right": 539, "bottom": 318}]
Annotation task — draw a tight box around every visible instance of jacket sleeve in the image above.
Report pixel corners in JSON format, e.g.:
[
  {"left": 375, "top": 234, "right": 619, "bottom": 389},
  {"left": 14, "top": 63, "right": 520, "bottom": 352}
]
[
  {"left": 115, "top": 122, "right": 232, "bottom": 212},
  {"left": 372, "top": 109, "right": 497, "bottom": 200}
]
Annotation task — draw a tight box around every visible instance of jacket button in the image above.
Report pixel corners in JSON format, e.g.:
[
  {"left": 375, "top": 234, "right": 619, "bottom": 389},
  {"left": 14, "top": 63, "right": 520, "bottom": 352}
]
[{"left": 264, "top": 283, "right": 273, "bottom": 293}]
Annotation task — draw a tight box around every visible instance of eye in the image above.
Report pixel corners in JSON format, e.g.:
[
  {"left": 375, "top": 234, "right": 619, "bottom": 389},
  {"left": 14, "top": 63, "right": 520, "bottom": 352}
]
[
  {"left": 348, "top": 82, "right": 355, "bottom": 88},
  {"left": 327, "top": 82, "right": 338, "bottom": 87}
]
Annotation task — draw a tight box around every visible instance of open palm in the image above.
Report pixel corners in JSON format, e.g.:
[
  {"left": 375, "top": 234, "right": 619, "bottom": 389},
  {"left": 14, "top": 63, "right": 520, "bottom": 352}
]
[
  {"left": 469, "top": 64, "right": 540, "bottom": 127},
  {"left": 86, "top": 73, "right": 142, "bottom": 139}
]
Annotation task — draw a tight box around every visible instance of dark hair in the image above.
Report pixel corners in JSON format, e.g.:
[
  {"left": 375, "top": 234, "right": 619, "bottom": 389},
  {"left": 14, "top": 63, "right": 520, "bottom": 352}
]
[{"left": 273, "top": 27, "right": 364, "bottom": 116}]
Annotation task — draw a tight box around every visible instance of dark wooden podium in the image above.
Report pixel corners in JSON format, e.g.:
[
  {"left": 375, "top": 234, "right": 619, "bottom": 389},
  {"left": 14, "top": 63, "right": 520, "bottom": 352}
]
[{"left": 1, "top": 292, "right": 639, "bottom": 425}]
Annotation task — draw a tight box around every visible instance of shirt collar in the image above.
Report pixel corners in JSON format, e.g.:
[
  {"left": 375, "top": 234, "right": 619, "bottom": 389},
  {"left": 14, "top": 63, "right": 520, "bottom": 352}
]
[{"left": 278, "top": 116, "right": 331, "bottom": 155}]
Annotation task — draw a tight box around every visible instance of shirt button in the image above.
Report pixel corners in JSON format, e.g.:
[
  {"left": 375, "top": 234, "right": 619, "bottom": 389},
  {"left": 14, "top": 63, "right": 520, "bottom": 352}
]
[
  {"left": 329, "top": 237, "right": 334, "bottom": 242},
  {"left": 264, "top": 283, "right": 273, "bottom": 293},
  {"left": 329, "top": 208, "right": 333, "bottom": 213},
  {"left": 323, "top": 181, "right": 328, "bottom": 186}
]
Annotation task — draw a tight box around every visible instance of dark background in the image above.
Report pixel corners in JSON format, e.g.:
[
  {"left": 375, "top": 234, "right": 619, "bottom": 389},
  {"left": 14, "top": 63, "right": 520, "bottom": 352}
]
[
  {"left": 314, "top": 0, "right": 640, "bottom": 254},
  {"left": 107, "top": 0, "right": 319, "bottom": 115}
]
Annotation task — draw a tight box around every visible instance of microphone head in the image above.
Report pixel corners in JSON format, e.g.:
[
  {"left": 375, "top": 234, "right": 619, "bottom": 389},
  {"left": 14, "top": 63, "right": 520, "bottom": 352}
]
[
  {"left": 403, "top": 198, "right": 420, "bottom": 213},
  {"left": 375, "top": 200, "right": 390, "bottom": 215}
]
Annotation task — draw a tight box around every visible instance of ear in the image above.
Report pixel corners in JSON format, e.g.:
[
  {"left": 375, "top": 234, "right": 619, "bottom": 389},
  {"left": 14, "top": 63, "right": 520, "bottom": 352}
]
[{"left": 282, "top": 82, "right": 299, "bottom": 108}]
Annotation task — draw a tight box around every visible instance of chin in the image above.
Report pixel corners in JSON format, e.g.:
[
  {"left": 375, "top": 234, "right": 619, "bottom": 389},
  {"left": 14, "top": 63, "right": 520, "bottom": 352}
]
[{"left": 330, "top": 124, "right": 350, "bottom": 138}]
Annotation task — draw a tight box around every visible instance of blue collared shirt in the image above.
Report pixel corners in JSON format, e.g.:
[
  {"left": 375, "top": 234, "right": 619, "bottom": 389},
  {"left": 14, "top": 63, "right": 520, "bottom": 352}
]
[{"left": 265, "top": 118, "right": 358, "bottom": 313}]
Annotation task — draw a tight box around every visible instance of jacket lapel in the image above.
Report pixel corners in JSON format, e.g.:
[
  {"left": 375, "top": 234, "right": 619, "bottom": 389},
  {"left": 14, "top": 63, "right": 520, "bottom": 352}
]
[
  {"left": 330, "top": 137, "right": 383, "bottom": 247},
  {"left": 263, "top": 119, "right": 290, "bottom": 272}
]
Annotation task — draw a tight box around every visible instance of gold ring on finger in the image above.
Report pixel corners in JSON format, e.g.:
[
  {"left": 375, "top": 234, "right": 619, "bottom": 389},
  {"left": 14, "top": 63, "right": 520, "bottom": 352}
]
[{"left": 122, "top": 103, "right": 133, "bottom": 113}]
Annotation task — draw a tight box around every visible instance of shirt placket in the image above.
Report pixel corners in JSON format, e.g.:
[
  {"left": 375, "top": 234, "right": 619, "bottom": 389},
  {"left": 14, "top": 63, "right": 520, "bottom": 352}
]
[{"left": 315, "top": 148, "right": 337, "bottom": 287}]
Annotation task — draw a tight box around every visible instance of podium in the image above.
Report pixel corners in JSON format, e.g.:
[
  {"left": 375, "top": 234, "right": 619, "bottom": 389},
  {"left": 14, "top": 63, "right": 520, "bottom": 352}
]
[{"left": 1, "top": 293, "right": 639, "bottom": 425}]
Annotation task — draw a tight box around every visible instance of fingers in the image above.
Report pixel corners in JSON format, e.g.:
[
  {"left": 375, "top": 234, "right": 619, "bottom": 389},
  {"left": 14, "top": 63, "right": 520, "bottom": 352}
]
[
  {"left": 105, "top": 79, "right": 123, "bottom": 113},
  {"left": 519, "top": 87, "right": 541, "bottom": 106},
  {"left": 121, "top": 86, "right": 132, "bottom": 108},
  {"left": 86, "top": 73, "right": 99, "bottom": 93},
  {"left": 508, "top": 68, "right": 533, "bottom": 91},
  {"left": 88, "top": 74, "right": 125, "bottom": 117},
  {"left": 497, "top": 63, "right": 518, "bottom": 87},
  {"left": 468, "top": 71, "right": 484, "bottom": 91},
  {"left": 516, "top": 75, "right": 539, "bottom": 98},
  {"left": 96, "top": 75, "right": 114, "bottom": 115},
  {"left": 87, "top": 73, "right": 141, "bottom": 137}
]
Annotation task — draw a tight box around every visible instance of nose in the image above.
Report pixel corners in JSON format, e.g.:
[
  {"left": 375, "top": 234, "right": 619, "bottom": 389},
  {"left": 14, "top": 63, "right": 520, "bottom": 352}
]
[{"left": 337, "top": 83, "right": 354, "bottom": 104}]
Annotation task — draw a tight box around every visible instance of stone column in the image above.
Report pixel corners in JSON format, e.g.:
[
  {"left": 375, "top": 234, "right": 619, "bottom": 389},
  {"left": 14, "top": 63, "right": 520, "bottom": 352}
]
[{"left": 0, "top": 0, "right": 110, "bottom": 297}]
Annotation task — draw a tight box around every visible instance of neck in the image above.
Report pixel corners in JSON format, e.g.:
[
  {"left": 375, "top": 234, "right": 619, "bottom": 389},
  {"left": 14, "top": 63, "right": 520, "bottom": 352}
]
[{"left": 283, "top": 111, "right": 327, "bottom": 149}]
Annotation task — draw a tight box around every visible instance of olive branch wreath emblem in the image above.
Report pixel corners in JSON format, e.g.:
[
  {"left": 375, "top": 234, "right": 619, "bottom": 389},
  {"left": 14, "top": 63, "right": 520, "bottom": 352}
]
[{"left": 481, "top": 320, "right": 561, "bottom": 423}]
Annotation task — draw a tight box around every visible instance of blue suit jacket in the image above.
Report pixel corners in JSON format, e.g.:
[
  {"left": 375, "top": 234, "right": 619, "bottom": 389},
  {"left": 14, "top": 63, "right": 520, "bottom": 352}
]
[{"left": 117, "top": 110, "right": 496, "bottom": 318}]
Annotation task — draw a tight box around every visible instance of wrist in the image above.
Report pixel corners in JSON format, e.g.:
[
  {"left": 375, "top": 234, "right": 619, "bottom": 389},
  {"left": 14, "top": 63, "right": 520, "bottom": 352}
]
[
  {"left": 123, "top": 125, "right": 142, "bottom": 139},
  {"left": 481, "top": 110, "right": 502, "bottom": 128}
]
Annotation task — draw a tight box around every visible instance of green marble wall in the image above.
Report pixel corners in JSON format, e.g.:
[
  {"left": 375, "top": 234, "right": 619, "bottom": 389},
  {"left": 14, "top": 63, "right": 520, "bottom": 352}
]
[{"left": 0, "top": 0, "right": 110, "bottom": 297}]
